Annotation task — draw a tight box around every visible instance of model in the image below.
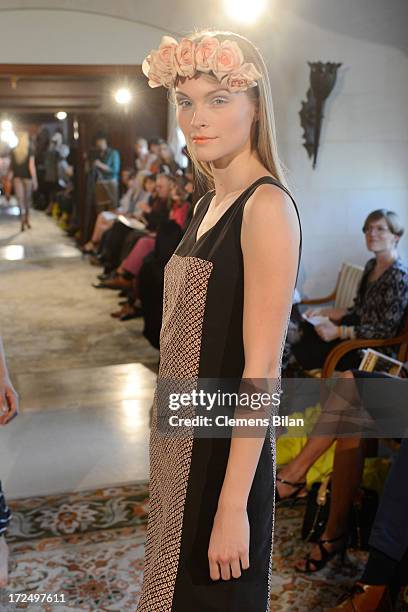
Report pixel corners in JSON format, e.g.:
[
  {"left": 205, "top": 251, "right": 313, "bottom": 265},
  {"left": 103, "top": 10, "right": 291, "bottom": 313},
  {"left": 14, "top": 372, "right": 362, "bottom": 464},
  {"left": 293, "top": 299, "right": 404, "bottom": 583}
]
[{"left": 136, "top": 30, "right": 302, "bottom": 612}]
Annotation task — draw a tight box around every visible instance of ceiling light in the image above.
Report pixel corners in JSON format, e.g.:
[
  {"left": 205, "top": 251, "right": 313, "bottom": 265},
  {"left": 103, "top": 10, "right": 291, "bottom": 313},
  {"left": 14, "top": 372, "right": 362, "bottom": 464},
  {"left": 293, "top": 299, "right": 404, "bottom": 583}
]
[
  {"left": 114, "top": 88, "right": 132, "bottom": 105},
  {"left": 1, "top": 120, "right": 12, "bottom": 131},
  {"left": 224, "top": 0, "right": 266, "bottom": 23}
]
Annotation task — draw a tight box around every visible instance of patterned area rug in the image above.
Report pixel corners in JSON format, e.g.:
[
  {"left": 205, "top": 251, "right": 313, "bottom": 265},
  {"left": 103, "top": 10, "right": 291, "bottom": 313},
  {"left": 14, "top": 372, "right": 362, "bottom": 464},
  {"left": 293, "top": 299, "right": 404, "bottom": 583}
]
[{"left": 2, "top": 484, "right": 407, "bottom": 611}]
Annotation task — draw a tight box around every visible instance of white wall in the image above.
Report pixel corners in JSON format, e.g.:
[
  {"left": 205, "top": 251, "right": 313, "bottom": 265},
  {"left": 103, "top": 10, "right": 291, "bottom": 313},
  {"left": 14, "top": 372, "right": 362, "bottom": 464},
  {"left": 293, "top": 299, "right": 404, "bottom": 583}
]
[
  {"left": 0, "top": 3, "right": 407, "bottom": 294},
  {"left": 0, "top": 9, "right": 160, "bottom": 64},
  {"left": 262, "top": 10, "right": 408, "bottom": 295}
]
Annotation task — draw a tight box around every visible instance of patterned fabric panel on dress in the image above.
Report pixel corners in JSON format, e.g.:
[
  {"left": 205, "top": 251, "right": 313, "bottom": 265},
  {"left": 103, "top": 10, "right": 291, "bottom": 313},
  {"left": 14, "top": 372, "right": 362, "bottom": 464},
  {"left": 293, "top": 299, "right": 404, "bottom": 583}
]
[{"left": 136, "top": 255, "right": 213, "bottom": 612}]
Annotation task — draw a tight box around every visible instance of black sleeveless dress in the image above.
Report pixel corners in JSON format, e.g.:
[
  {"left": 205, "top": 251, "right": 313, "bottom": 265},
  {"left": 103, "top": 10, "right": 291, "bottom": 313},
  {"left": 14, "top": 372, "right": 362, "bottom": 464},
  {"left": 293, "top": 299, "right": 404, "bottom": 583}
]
[{"left": 137, "top": 176, "right": 302, "bottom": 612}]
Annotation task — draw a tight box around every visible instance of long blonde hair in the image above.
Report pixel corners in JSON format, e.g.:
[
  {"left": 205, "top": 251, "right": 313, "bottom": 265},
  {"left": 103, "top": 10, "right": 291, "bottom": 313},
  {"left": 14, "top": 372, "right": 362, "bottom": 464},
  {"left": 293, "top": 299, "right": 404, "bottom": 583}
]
[
  {"left": 13, "top": 131, "right": 30, "bottom": 165},
  {"left": 169, "top": 29, "right": 289, "bottom": 193}
]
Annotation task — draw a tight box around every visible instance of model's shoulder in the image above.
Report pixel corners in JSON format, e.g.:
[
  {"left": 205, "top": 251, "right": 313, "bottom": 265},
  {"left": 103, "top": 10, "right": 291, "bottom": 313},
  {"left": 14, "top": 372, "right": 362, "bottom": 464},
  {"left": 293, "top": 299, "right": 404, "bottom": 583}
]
[{"left": 243, "top": 179, "right": 297, "bottom": 226}]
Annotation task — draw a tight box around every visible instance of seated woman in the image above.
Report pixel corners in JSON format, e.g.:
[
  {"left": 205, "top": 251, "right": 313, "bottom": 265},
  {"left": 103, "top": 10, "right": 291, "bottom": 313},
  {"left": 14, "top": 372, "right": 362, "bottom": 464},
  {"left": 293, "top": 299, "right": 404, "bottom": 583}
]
[
  {"left": 97, "top": 212, "right": 162, "bottom": 310},
  {"left": 168, "top": 177, "right": 191, "bottom": 231},
  {"left": 275, "top": 364, "right": 408, "bottom": 578},
  {"left": 82, "top": 172, "right": 156, "bottom": 254},
  {"left": 157, "top": 142, "right": 181, "bottom": 176},
  {"left": 291, "top": 209, "right": 408, "bottom": 371}
]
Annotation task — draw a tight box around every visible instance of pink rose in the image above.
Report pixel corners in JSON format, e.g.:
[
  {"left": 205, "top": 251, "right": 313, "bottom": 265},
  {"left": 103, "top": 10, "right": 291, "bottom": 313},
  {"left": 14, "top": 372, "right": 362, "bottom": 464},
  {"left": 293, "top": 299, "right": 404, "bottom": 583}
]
[
  {"left": 142, "top": 55, "right": 162, "bottom": 88},
  {"left": 222, "top": 62, "right": 262, "bottom": 92},
  {"left": 195, "top": 36, "right": 220, "bottom": 73},
  {"left": 212, "top": 40, "right": 244, "bottom": 80},
  {"left": 175, "top": 38, "right": 196, "bottom": 77},
  {"left": 142, "top": 36, "right": 178, "bottom": 87}
]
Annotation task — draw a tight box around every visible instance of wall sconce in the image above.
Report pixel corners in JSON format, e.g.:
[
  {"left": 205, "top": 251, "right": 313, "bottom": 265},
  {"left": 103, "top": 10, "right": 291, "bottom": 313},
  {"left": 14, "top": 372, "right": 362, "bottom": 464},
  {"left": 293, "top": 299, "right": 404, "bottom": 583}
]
[{"left": 299, "top": 61, "right": 342, "bottom": 169}]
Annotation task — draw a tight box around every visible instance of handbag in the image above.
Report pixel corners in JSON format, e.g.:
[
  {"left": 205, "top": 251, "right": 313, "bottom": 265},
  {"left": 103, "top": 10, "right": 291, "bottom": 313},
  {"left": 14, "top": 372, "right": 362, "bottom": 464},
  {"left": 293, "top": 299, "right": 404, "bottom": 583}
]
[{"left": 301, "top": 475, "right": 378, "bottom": 550}]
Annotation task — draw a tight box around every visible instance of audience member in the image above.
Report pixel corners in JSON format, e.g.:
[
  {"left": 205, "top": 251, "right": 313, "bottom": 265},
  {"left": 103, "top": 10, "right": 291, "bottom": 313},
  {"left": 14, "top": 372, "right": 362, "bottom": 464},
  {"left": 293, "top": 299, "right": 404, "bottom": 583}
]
[
  {"left": 134, "top": 138, "right": 157, "bottom": 173},
  {"left": 290, "top": 210, "right": 408, "bottom": 371}
]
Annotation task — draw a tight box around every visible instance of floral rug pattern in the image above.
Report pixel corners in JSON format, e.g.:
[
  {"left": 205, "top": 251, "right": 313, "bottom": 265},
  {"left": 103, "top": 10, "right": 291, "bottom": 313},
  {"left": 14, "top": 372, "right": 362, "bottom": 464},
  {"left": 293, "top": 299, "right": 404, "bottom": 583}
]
[{"left": 2, "top": 484, "right": 407, "bottom": 611}]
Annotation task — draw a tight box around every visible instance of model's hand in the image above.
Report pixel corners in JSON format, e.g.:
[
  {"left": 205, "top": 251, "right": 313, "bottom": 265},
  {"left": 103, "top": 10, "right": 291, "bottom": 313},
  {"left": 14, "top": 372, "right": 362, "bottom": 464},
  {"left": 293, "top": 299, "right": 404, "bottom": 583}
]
[
  {"left": 0, "top": 378, "right": 19, "bottom": 425},
  {"left": 315, "top": 320, "right": 340, "bottom": 342},
  {"left": 208, "top": 506, "right": 250, "bottom": 580}
]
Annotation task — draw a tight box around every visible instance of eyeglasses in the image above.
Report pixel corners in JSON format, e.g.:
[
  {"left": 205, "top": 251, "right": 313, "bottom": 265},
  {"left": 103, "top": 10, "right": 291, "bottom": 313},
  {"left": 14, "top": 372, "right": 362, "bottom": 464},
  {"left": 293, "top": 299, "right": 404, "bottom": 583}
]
[{"left": 363, "top": 225, "right": 391, "bottom": 235}]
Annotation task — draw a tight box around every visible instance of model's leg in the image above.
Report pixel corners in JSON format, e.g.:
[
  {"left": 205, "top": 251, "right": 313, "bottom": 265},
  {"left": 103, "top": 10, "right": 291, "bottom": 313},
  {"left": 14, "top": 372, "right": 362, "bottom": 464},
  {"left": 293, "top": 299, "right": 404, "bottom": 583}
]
[
  {"left": 23, "top": 179, "right": 33, "bottom": 227},
  {"left": 13, "top": 178, "right": 25, "bottom": 229}
]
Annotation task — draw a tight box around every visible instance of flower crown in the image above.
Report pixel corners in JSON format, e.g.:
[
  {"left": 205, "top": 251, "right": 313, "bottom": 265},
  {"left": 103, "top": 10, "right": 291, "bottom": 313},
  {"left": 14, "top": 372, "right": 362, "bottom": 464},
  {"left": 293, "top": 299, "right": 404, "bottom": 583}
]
[{"left": 142, "top": 35, "right": 262, "bottom": 93}]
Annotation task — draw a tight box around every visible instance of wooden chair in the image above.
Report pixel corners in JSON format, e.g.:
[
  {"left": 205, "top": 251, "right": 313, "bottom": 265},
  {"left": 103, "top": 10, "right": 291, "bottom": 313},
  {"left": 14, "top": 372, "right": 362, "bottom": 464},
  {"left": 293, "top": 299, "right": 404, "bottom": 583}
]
[
  {"left": 322, "top": 307, "right": 408, "bottom": 378},
  {"left": 301, "top": 262, "right": 364, "bottom": 310},
  {"left": 299, "top": 262, "right": 364, "bottom": 378}
]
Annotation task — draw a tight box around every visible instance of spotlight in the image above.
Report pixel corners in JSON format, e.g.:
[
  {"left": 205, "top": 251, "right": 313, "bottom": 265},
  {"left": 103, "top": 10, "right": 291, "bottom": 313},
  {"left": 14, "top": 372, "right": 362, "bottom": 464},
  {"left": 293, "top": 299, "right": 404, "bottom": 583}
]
[
  {"left": 114, "top": 88, "right": 132, "bottom": 105},
  {"left": 224, "top": 0, "right": 266, "bottom": 23},
  {"left": 1, "top": 120, "right": 12, "bottom": 131},
  {"left": 56, "top": 111, "right": 67, "bottom": 121},
  {"left": 0, "top": 130, "right": 18, "bottom": 148}
]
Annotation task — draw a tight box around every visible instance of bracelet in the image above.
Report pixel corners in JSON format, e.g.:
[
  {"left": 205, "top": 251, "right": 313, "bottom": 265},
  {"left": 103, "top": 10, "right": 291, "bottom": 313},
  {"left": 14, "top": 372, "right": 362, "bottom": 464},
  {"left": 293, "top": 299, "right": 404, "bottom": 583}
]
[{"left": 338, "top": 325, "right": 349, "bottom": 340}]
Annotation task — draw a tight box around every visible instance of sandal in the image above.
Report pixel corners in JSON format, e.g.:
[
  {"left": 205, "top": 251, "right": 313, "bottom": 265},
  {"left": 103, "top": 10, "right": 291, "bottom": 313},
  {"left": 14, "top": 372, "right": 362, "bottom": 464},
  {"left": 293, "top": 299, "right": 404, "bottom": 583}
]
[
  {"left": 275, "top": 476, "right": 307, "bottom": 505},
  {"left": 296, "top": 533, "right": 347, "bottom": 574}
]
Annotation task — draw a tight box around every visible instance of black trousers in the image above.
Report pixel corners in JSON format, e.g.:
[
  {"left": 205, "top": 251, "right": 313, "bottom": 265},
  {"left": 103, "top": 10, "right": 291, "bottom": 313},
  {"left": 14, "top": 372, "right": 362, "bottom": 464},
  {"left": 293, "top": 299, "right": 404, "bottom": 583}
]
[
  {"left": 100, "top": 222, "right": 145, "bottom": 272},
  {"left": 292, "top": 321, "right": 362, "bottom": 370},
  {"left": 368, "top": 438, "right": 408, "bottom": 561}
]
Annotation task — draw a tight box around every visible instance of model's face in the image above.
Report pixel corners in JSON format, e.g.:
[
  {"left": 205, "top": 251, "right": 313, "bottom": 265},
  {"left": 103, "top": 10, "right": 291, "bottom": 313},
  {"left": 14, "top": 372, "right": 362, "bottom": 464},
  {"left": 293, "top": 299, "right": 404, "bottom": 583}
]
[
  {"left": 364, "top": 218, "right": 398, "bottom": 253},
  {"left": 175, "top": 74, "right": 257, "bottom": 165}
]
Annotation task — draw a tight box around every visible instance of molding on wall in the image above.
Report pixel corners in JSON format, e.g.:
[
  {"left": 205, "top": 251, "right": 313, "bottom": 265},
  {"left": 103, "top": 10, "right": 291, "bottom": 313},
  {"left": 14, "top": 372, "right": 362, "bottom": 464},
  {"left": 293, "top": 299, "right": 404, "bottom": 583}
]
[{"left": 0, "top": 6, "right": 182, "bottom": 37}]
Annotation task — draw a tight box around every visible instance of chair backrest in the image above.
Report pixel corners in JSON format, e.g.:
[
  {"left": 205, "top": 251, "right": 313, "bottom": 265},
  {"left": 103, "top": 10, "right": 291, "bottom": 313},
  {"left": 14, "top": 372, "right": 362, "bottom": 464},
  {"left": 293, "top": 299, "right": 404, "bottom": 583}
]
[{"left": 334, "top": 262, "right": 364, "bottom": 309}]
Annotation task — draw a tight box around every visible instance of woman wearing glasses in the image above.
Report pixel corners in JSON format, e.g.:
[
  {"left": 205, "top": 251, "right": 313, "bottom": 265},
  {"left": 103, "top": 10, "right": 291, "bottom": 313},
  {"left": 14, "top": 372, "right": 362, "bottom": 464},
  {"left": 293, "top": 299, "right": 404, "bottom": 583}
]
[{"left": 291, "top": 209, "right": 408, "bottom": 372}]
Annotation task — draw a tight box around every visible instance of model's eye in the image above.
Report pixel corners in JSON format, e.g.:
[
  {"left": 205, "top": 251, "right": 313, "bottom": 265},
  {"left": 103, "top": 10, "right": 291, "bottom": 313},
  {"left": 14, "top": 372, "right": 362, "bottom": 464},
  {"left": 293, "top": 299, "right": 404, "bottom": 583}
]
[
  {"left": 211, "top": 97, "right": 228, "bottom": 105},
  {"left": 176, "top": 99, "right": 192, "bottom": 109}
]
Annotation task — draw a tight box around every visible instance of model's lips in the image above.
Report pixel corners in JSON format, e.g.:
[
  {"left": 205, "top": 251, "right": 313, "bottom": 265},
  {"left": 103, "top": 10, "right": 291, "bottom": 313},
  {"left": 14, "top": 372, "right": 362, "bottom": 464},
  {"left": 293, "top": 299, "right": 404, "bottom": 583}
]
[{"left": 191, "top": 136, "right": 218, "bottom": 143}]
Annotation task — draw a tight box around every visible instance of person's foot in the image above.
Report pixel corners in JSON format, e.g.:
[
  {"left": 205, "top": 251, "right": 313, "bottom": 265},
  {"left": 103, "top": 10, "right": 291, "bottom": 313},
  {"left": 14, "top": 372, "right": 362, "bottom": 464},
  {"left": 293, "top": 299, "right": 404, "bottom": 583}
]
[
  {"left": 276, "top": 470, "right": 307, "bottom": 502},
  {"left": 89, "top": 255, "right": 103, "bottom": 267},
  {"left": 99, "top": 276, "right": 133, "bottom": 290},
  {"left": 0, "top": 535, "right": 9, "bottom": 588},
  {"left": 295, "top": 532, "right": 347, "bottom": 573},
  {"left": 327, "top": 582, "right": 393, "bottom": 611},
  {"left": 120, "top": 306, "right": 142, "bottom": 321},
  {"left": 81, "top": 241, "right": 95, "bottom": 254},
  {"left": 111, "top": 303, "right": 131, "bottom": 318}
]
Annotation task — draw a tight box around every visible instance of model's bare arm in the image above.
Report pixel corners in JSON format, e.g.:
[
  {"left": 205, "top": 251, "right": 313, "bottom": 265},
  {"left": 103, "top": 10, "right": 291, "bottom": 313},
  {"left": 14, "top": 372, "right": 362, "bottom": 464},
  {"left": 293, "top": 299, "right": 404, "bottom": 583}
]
[
  {"left": 208, "top": 184, "right": 300, "bottom": 580},
  {"left": 29, "top": 155, "right": 38, "bottom": 190}
]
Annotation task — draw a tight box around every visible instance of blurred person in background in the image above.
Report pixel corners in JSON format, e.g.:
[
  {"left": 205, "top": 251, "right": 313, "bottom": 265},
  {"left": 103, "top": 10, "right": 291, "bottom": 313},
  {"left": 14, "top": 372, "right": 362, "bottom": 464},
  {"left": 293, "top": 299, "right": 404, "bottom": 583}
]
[{"left": 9, "top": 131, "right": 38, "bottom": 231}]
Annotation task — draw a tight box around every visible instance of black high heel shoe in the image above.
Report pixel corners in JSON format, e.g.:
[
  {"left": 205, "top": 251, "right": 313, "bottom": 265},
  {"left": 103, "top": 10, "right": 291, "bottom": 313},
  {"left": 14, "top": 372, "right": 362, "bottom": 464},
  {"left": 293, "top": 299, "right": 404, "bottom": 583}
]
[
  {"left": 296, "top": 533, "right": 348, "bottom": 574},
  {"left": 275, "top": 476, "right": 307, "bottom": 506}
]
